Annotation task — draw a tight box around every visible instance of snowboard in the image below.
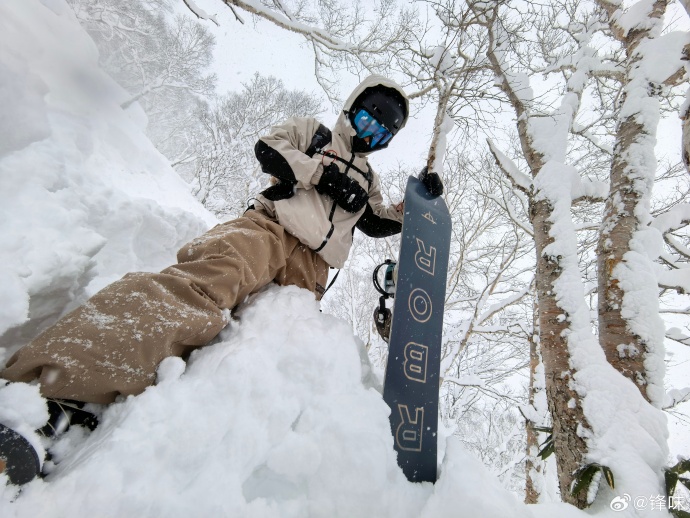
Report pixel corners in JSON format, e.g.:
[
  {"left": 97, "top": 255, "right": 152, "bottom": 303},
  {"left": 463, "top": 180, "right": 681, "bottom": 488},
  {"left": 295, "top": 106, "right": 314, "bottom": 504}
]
[
  {"left": 0, "top": 423, "right": 41, "bottom": 486},
  {"left": 382, "top": 175, "right": 451, "bottom": 483},
  {"left": 0, "top": 400, "right": 99, "bottom": 486}
]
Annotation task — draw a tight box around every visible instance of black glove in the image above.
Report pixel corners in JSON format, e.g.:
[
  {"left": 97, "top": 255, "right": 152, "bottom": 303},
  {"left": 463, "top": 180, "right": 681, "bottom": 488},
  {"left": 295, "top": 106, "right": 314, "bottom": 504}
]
[
  {"left": 261, "top": 180, "right": 295, "bottom": 201},
  {"left": 418, "top": 166, "right": 444, "bottom": 196},
  {"left": 315, "top": 163, "right": 369, "bottom": 213}
]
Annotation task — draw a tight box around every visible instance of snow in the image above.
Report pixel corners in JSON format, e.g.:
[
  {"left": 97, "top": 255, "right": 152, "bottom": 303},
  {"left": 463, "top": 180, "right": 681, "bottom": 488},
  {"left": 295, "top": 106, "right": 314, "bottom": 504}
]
[
  {"left": 651, "top": 203, "right": 690, "bottom": 233},
  {"left": 665, "top": 387, "right": 690, "bottom": 409},
  {"left": 0, "top": 0, "right": 685, "bottom": 516},
  {"left": 637, "top": 32, "right": 690, "bottom": 85},
  {"left": 487, "top": 139, "right": 532, "bottom": 192},
  {"left": 0, "top": 383, "right": 49, "bottom": 468},
  {"left": 571, "top": 178, "right": 609, "bottom": 202},
  {"left": 429, "top": 46, "right": 456, "bottom": 75},
  {"left": 430, "top": 112, "right": 455, "bottom": 176},
  {"left": 0, "top": 1, "right": 540, "bottom": 515},
  {"left": 0, "top": 0, "right": 215, "bottom": 358},
  {"left": 528, "top": 94, "right": 577, "bottom": 163},
  {"left": 614, "top": 0, "right": 666, "bottom": 38},
  {"left": 1, "top": 286, "right": 535, "bottom": 518},
  {"left": 614, "top": 225, "right": 667, "bottom": 405},
  {"left": 658, "top": 268, "right": 690, "bottom": 293}
]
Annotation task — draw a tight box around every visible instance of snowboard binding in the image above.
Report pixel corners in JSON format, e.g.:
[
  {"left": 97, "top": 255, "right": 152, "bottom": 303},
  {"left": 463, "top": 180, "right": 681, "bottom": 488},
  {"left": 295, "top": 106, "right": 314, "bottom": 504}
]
[{"left": 372, "top": 260, "right": 397, "bottom": 342}]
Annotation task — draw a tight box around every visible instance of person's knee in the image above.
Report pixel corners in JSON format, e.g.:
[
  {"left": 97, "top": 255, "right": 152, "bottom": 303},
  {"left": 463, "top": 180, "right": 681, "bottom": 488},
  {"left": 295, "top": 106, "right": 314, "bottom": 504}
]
[{"left": 177, "top": 233, "right": 224, "bottom": 263}]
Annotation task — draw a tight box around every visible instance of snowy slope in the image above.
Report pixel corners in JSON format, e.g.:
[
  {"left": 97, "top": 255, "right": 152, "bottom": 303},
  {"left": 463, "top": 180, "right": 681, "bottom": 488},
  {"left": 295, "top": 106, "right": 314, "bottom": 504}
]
[
  {"left": 0, "top": 0, "right": 215, "bottom": 361},
  {"left": 0, "top": 1, "right": 677, "bottom": 517},
  {"left": 1, "top": 286, "right": 549, "bottom": 518},
  {"left": 0, "top": 2, "right": 545, "bottom": 516}
]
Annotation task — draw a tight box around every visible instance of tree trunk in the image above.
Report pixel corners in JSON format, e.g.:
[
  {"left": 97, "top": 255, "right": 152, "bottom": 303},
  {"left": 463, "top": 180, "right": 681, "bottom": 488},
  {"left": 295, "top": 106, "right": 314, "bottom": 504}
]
[
  {"left": 531, "top": 197, "right": 590, "bottom": 509},
  {"left": 525, "top": 302, "right": 543, "bottom": 504},
  {"left": 596, "top": 0, "right": 669, "bottom": 405},
  {"left": 487, "top": 14, "right": 591, "bottom": 505},
  {"left": 597, "top": 118, "right": 652, "bottom": 402}
]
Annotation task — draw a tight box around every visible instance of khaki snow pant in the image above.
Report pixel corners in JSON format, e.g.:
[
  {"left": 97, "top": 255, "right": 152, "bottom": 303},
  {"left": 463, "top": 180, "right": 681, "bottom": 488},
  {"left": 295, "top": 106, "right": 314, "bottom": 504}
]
[{"left": 1, "top": 211, "right": 329, "bottom": 404}]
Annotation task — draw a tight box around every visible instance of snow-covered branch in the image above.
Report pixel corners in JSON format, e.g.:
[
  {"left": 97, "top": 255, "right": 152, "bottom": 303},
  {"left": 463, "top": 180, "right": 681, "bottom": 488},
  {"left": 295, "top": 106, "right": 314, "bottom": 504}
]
[
  {"left": 666, "top": 326, "right": 690, "bottom": 346},
  {"left": 221, "top": 0, "right": 350, "bottom": 51},
  {"left": 652, "top": 203, "right": 690, "bottom": 234},
  {"left": 663, "top": 387, "right": 690, "bottom": 409},
  {"left": 486, "top": 138, "right": 532, "bottom": 195},
  {"left": 182, "top": 0, "right": 220, "bottom": 26},
  {"left": 476, "top": 283, "right": 533, "bottom": 326},
  {"left": 444, "top": 375, "right": 486, "bottom": 389},
  {"left": 658, "top": 269, "right": 690, "bottom": 294},
  {"left": 571, "top": 178, "right": 609, "bottom": 205},
  {"left": 670, "top": 233, "right": 690, "bottom": 258}
]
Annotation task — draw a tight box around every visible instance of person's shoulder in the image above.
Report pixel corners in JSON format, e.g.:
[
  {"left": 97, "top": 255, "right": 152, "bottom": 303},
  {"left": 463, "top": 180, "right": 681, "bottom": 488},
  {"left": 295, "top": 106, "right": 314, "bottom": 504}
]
[
  {"left": 279, "top": 116, "right": 325, "bottom": 135},
  {"left": 283, "top": 116, "right": 322, "bottom": 126}
]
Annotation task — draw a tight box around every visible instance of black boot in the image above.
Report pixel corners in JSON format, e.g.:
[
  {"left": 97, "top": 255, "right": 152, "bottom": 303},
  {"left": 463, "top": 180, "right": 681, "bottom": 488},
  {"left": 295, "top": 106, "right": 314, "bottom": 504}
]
[{"left": 40, "top": 399, "right": 99, "bottom": 438}]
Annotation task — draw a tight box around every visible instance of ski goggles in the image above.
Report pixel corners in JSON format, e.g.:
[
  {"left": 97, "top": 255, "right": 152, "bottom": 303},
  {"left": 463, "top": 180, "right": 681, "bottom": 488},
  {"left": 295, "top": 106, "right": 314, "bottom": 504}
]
[{"left": 353, "top": 109, "right": 393, "bottom": 148}]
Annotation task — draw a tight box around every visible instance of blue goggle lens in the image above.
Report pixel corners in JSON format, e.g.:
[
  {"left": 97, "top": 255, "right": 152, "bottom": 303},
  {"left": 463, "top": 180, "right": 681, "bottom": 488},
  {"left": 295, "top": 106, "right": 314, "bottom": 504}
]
[{"left": 353, "top": 109, "right": 393, "bottom": 148}]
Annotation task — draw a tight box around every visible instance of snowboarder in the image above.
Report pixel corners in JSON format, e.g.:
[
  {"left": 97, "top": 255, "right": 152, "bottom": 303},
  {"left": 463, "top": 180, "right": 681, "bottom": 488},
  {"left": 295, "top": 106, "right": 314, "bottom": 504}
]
[{"left": 0, "top": 75, "right": 441, "bottom": 484}]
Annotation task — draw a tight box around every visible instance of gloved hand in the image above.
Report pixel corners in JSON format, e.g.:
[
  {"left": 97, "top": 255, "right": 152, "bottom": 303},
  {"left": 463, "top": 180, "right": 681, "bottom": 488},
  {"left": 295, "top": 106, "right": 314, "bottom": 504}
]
[
  {"left": 316, "top": 163, "right": 369, "bottom": 213},
  {"left": 418, "top": 166, "right": 444, "bottom": 196}
]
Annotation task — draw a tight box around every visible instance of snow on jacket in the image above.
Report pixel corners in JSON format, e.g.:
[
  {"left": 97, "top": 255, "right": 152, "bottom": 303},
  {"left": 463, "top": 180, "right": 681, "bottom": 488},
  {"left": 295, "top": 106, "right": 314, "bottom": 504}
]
[{"left": 252, "top": 75, "right": 409, "bottom": 268}]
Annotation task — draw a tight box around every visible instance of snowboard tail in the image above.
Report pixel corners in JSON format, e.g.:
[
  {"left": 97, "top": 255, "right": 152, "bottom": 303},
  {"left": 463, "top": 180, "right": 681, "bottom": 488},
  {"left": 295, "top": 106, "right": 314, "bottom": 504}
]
[
  {"left": 382, "top": 176, "right": 451, "bottom": 483},
  {"left": 0, "top": 399, "right": 99, "bottom": 486},
  {"left": 0, "top": 423, "right": 41, "bottom": 486}
]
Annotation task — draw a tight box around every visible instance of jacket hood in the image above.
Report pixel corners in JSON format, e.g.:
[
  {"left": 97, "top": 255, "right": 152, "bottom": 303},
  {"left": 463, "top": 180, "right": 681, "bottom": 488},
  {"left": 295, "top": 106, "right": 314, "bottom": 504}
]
[{"left": 335, "top": 75, "right": 409, "bottom": 156}]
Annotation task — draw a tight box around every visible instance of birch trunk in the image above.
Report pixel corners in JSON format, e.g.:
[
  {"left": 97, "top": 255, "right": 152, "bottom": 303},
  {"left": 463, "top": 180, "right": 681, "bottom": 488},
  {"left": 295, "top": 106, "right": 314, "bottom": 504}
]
[
  {"left": 530, "top": 198, "right": 590, "bottom": 508},
  {"left": 596, "top": 0, "right": 669, "bottom": 405},
  {"left": 524, "top": 302, "right": 543, "bottom": 504},
  {"left": 597, "top": 118, "right": 653, "bottom": 401}
]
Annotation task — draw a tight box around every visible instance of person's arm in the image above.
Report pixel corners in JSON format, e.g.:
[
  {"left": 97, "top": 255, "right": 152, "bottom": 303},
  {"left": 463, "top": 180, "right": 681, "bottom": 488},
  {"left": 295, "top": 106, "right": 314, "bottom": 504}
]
[
  {"left": 356, "top": 171, "right": 404, "bottom": 238},
  {"left": 254, "top": 117, "right": 324, "bottom": 190}
]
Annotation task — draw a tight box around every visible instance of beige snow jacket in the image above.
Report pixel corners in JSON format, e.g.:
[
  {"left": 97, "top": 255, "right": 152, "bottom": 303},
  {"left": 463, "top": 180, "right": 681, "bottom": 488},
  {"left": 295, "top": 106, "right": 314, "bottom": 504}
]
[{"left": 253, "top": 75, "right": 409, "bottom": 268}]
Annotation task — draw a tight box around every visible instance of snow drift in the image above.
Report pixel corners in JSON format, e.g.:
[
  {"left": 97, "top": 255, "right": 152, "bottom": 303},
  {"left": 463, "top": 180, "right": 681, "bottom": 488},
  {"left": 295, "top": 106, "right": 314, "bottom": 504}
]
[
  {"left": 0, "top": 1, "right": 671, "bottom": 517},
  {"left": 0, "top": 2, "right": 537, "bottom": 516},
  {"left": 1, "top": 286, "right": 542, "bottom": 518},
  {"left": 0, "top": 0, "right": 215, "bottom": 361}
]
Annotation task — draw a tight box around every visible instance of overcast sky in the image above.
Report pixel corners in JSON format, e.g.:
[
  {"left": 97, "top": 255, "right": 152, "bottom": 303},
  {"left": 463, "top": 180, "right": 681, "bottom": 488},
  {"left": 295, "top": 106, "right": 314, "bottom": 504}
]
[{"left": 176, "top": 0, "right": 438, "bottom": 175}]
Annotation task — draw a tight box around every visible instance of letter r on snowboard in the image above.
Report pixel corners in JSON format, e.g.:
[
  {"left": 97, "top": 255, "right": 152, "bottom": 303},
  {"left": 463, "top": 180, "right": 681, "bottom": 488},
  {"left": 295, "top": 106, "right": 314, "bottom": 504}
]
[
  {"left": 414, "top": 238, "right": 436, "bottom": 276},
  {"left": 395, "top": 404, "right": 424, "bottom": 452}
]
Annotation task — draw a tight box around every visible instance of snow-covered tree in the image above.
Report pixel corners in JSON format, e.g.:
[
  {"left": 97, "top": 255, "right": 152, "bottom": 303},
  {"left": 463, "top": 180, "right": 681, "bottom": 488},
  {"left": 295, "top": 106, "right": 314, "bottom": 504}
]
[
  {"left": 69, "top": 0, "right": 690, "bottom": 507},
  {"left": 68, "top": 0, "right": 216, "bottom": 156},
  {"left": 483, "top": 0, "right": 690, "bottom": 508},
  {"left": 179, "top": 73, "right": 323, "bottom": 218},
  {"left": 189, "top": 0, "right": 420, "bottom": 103},
  {"left": 594, "top": 0, "right": 685, "bottom": 406}
]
